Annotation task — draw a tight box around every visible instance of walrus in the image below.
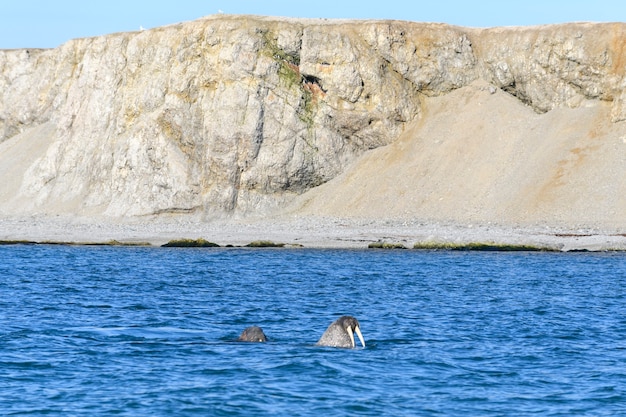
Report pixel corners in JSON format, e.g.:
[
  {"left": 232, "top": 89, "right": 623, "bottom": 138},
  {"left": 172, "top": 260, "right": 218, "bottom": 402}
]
[
  {"left": 316, "top": 316, "right": 365, "bottom": 348},
  {"left": 238, "top": 326, "right": 267, "bottom": 342}
]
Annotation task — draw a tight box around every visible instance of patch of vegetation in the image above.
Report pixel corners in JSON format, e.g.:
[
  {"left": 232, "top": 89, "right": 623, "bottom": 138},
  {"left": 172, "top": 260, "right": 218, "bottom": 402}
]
[
  {"left": 0, "top": 240, "right": 152, "bottom": 246},
  {"left": 260, "top": 30, "right": 317, "bottom": 130},
  {"left": 245, "top": 240, "right": 285, "bottom": 248},
  {"left": 77, "top": 240, "right": 152, "bottom": 246},
  {"left": 162, "top": 238, "right": 220, "bottom": 248},
  {"left": 277, "top": 60, "right": 302, "bottom": 88},
  {"left": 0, "top": 240, "right": 37, "bottom": 245},
  {"left": 368, "top": 241, "right": 407, "bottom": 249},
  {"left": 261, "top": 31, "right": 301, "bottom": 87},
  {"left": 299, "top": 89, "right": 315, "bottom": 125},
  {"left": 412, "top": 241, "right": 555, "bottom": 251},
  {"left": 103, "top": 240, "right": 152, "bottom": 246}
]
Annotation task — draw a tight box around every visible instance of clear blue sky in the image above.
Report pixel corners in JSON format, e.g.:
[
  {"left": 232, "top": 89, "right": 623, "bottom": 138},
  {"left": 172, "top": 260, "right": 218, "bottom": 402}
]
[{"left": 2, "top": 0, "right": 625, "bottom": 49}]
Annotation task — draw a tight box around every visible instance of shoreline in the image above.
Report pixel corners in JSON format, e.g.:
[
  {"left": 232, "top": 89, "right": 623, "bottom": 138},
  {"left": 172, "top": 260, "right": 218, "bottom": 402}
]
[{"left": 1, "top": 214, "right": 625, "bottom": 251}]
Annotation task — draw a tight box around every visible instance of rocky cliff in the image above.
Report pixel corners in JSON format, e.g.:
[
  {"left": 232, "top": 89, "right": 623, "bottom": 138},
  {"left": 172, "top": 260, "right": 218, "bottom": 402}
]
[{"left": 1, "top": 15, "right": 625, "bottom": 227}]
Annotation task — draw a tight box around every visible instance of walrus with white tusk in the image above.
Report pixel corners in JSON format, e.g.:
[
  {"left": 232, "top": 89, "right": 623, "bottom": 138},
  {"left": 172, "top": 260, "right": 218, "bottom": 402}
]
[{"left": 316, "top": 316, "right": 365, "bottom": 348}]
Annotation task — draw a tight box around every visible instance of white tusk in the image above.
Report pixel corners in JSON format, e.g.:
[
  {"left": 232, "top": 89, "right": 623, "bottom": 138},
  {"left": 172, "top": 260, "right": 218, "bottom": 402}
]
[
  {"left": 355, "top": 325, "right": 365, "bottom": 348},
  {"left": 347, "top": 325, "right": 355, "bottom": 348}
]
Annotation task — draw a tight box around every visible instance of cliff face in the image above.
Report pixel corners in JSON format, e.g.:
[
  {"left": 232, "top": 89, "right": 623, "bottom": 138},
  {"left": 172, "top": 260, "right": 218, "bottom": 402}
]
[{"left": 1, "top": 16, "right": 625, "bottom": 225}]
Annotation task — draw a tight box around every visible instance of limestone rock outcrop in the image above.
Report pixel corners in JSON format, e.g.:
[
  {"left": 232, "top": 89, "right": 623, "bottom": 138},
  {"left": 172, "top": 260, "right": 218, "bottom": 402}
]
[{"left": 1, "top": 15, "right": 625, "bottom": 225}]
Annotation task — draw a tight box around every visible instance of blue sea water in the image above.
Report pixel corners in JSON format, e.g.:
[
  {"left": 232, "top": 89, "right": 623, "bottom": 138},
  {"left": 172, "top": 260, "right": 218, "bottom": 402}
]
[{"left": 1, "top": 245, "right": 625, "bottom": 416}]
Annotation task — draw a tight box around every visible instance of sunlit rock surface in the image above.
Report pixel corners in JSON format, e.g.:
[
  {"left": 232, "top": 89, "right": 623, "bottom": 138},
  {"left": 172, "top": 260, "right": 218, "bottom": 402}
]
[{"left": 1, "top": 16, "right": 625, "bottom": 229}]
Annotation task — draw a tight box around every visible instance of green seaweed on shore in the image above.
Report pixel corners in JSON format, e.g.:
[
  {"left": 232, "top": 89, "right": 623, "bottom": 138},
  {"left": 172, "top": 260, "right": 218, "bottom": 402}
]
[
  {"left": 111, "top": 240, "right": 152, "bottom": 247},
  {"left": 0, "top": 239, "right": 152, "bottom": 246},
  {"left": 412, "top": 241, "right": 555, "bottom": 251},
  {"left": 245, "top": 240, "right": 285, "bottom": 248},
  {"left": 0, "top": 240, "right": 37, "bottom": 245},
  {"left": 368, "top": 241, "right": 407, "bottom": 249},
  {"left": 83, "top": 240, "right": 152, "bottom": 246},
  {"left": 162, "top": 238, "right": 220, "bottom": 248}
]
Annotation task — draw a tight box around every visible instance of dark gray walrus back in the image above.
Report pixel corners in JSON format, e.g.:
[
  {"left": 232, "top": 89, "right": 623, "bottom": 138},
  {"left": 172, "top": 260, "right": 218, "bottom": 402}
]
[{"left": 238, "top": 326, "right": 267, "bottom": 342}]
